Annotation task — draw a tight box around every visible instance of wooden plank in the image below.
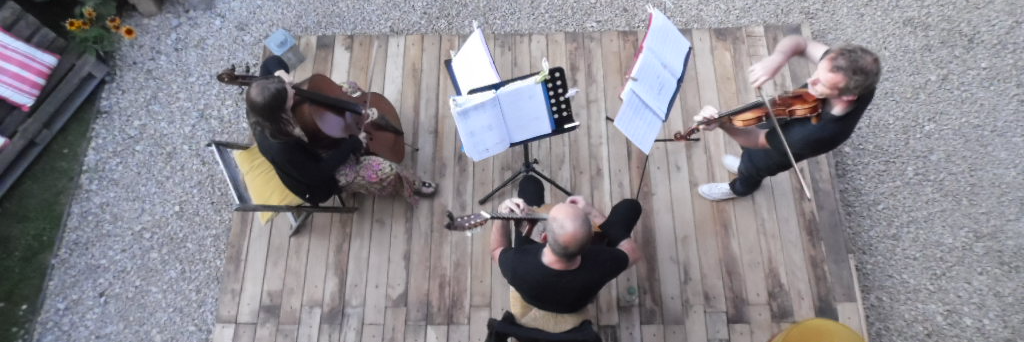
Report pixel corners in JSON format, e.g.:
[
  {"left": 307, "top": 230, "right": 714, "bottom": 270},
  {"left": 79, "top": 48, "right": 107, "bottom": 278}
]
[
  {"left": 406, "top": 34, "right": 441, "bottom": 325},
  {"left": 447, "top": 325, "right": 469, "bottom": 342},
  {"left": 233, "top": 324, "right": 257, "bottom": 342},
  {"left": 426, "top": 325, "right": 448, "bottom": 342},
  {"left": 301, "top": 213, "right": 332, "bottom": 311},
  {"left": 364, "top": 194, "right": 395, "bottom": 324},
  {"left": 468, "top": 307, "right": 488, "bottom": 342},
  {"left": 705, "top": 312, "right": 729, "bottom": 342},
  {"left": 727, "top": 324, "right": 752, "bottom": 342},
  {"left": 292, "top": 35, "right": 318, "bottom": 80},
  {"left": 237, "top": 214, "right": 274, "bottom": 323},
  {"left": 386, "top": 34, "right": 423, "bottom": 310},
  {"left": 276, "top": 325, "right": 298, "bottom": 342},
  {"left": 279, "top": 217, "right": 312, "bottom": 325},
  {"left": 343, "top": 195, "right": 376, "bottom": 313},
  {"left": 362, "top": 324, "right": 385, "bottom": 342},
  {"left": 749, "top": 305, "right": 773, "bottom": 342},
  {"left": 527, "top": 33, "right": 552, "bottom": 202},
  {"left": 684, "top": 305, "right": 709, "bottom": 342},
  {"left": 322, "top": 211, "right": 354, "bottom": 325},
  {"left": 617, "top": 307, "right": 641, "bottom": 342},
  {"left": 383, "top": 307, "right": 407, "bottom": 342},
  {"left": 317, "top": 324, "right": 336, "bottom": 342},
  {"left": 598, "top": 326, "right": 619, "bottom": 342},
  {"left": 564, "top": 32, "right": 592, "bottom": 200},
  {"left": 296, "top": 307, "right": 322, "bottom": 342},
  {"left": 707, "top": 27, "right": 750, "bottom": 324},
  {"left": 849, "top": 255, "right": 869, "bottom": 340},
  {"left": 214, "top": 323, "right": 236, "bottom": 342},
  {"left": 426, "top": 34, "right": 460, "bottom": 325},
  {"left": 807, "top": 154, "right": 857, "bottom": 302},
  {"left": 330, "top": 36, "right": 353, "bottom": 83},
  {"left": 254, "top": 214, "right": 295, "bottom": 341},
  {"left": 340, "top": 308, "right": 364, "bottom": 342},
  {"left": 217, "top": 212, "right": 254, "bottom": 323},
  {"left": 545, "top": 32, "right": 573, "bottom": 203},
  {"left": 405, "top": 324, "right": 427, "bottom": 342},
  {"left": 642, "top": 325, "right": 665, "bottom": 342},
  {"left": 448, "top": 33, "right": 474, "bottom": 326},
  {"left": 837, "top": 302, "right": 867, "bottom": 340},
  {"left": 582, "top": 31, "right": 617, "bottom": 325}
]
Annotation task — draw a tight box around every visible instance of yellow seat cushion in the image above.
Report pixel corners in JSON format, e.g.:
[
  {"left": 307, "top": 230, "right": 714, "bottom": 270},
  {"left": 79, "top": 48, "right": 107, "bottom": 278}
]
[
  {"left": 508, "top": 288, "right": 589, "bottom": 333},
  {"left": 234, "top": 145, "right": 304, "bottom": 223},
  {"left": 770, "top": 318, "right": 865, "bottom": 342}
]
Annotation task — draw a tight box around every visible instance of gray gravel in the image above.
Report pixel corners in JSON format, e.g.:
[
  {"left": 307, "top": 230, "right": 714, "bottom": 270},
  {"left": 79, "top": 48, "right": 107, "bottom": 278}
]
[{"left": 31, "top": 0, "right": 1022, "bottom": 341}]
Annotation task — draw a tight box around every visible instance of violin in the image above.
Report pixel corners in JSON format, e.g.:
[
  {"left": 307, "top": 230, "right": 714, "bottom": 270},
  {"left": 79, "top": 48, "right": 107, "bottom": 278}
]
[
  {"left": 217, "top": 67, "right": 407, "bottom": 163},
  {"left": 674, "top": 88, "right": 822, "bottom": 142}
]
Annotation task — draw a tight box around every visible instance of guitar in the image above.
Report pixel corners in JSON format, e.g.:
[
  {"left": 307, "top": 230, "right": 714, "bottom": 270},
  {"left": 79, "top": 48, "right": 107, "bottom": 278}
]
[{"left": 444, "top": 204, "right": 602, "bottom": 243}]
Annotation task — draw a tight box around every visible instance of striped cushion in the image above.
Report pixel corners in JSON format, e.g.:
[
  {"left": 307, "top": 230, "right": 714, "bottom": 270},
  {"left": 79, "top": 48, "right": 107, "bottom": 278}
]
[{"left": 0, "top": 28, "right": 59, "bottom": 112}]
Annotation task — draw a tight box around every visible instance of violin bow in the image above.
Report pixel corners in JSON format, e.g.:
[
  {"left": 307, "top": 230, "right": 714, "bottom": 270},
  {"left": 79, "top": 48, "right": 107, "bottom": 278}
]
[{"left": 756, "top": 87, "right": 812, "bottom": 200}]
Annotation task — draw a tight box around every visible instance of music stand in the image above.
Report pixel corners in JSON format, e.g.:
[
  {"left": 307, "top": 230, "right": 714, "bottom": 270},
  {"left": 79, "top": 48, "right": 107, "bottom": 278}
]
[{"left": 445, "top": 62, "right": 579, "bottom": 204}]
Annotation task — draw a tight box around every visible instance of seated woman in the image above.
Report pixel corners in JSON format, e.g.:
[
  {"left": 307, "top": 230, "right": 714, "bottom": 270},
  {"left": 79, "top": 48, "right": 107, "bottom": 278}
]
[{"left": 243, "top": 56, "right": 435, "bottom": 205}]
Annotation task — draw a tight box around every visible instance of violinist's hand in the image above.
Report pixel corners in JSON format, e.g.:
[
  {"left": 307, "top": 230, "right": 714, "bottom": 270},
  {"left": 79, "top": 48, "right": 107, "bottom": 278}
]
[
  {"left": 273, "top": 70, "right": 294, "bottom": 85},
  {"left": 498, "top": 198, "right": 529, "bottom": 215},
  {"left": 693, "top": 106, "right": 722, "bottom": 131},
  {"left": 748, "top": 55, "right": 785, "bottom": 88}
]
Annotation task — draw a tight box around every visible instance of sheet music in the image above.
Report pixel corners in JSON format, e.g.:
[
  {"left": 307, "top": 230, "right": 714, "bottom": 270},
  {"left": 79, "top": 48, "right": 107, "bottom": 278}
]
[
  {"left": 642, "top": 8, "right": 689, "bottom": 76},
  {"left": 614, "top": 89, "right": 662, "bottom": 154},
  {"left": 496, "top": 79, "right": 554, "bottom": 143},
  {"left": 451, "top": 28, "right": 501, "bottom": 94},
  {"left": 629, "top": 51, "right": 679, "bottom": 119},
  {"left": 450, "top": 91, "right": 510, "bottom": 161}
]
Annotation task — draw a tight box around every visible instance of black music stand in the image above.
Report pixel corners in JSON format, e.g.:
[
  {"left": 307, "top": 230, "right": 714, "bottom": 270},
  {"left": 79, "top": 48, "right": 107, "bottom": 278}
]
[{"left": 445, "top": 63, "right": 579, "bottom": 204}]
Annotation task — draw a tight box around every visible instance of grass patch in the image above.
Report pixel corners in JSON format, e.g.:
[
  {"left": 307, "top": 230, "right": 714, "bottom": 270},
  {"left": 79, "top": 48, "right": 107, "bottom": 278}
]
[{"left": 0, "top": 91, "right": 99, "bottom": 342}]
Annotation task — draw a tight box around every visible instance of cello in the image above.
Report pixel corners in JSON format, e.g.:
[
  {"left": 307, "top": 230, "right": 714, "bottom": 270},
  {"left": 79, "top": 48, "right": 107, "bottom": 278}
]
[{"left": 217, "top": 67, "right": 407, "bottom": 163}]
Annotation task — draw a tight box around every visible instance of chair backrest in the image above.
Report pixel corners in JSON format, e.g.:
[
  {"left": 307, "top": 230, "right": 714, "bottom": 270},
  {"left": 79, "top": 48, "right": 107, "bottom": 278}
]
[{"left": 207, "top": 140, "right": 254, "bottom": 205}]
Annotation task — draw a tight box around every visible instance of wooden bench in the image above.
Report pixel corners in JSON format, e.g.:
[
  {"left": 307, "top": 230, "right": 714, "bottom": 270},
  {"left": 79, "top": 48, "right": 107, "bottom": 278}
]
[{"left": 0, "top": 1, "right": 109, "bottom": 198}]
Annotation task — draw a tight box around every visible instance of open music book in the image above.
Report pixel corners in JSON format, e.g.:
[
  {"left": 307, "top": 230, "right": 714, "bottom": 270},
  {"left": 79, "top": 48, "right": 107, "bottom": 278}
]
[
  {"left": 447, "top": 25, "right": 501, "bottom": 95},
  {"left": 614, "top": 6, "right": 692, "bottom": 154},
  {"left": 450, "top": 76, "right": 554, "bottom": 161}
]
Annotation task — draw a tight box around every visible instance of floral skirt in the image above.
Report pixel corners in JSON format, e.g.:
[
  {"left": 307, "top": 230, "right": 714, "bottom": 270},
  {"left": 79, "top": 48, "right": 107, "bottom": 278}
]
[{"left": 336, "top": 155, "right": 421, "bottom": 204}]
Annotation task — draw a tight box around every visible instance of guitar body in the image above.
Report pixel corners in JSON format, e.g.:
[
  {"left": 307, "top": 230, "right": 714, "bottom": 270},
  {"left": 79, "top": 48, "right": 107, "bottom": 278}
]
[{"left": 445, "top": 203, "right": 603, "bottom": 244}]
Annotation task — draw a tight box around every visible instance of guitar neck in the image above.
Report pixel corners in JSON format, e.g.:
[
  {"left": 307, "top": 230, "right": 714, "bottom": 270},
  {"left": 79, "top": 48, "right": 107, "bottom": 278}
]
[{"left": 486, "top": 212, "right": 548, "bottom": 221}]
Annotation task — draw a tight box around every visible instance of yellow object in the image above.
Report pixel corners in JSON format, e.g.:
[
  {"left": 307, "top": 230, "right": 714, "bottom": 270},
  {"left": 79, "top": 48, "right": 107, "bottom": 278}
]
[
  {"left": 120, "top": 25, "right": 137, "bottom": 40},
  {"left": 770, "top": 318, "right": 865, "bottom": 342},
  {"left": 234, "top": 145, "right": 304, "bottom": 223},
  {"left": 508, "top": 288, "right": 589, "bottom": 334}
]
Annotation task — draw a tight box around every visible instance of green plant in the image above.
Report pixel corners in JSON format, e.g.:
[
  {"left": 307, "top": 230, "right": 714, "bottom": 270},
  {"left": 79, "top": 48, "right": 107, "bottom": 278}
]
[{"left": 64, "top": 0, "right": 136, "bottom": 57}]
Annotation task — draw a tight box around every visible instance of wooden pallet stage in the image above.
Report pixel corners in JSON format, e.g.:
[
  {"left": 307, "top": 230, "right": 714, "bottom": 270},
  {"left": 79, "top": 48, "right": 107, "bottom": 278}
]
[{"left": 212, "top": 24, "right": 868, "bottom": 342}]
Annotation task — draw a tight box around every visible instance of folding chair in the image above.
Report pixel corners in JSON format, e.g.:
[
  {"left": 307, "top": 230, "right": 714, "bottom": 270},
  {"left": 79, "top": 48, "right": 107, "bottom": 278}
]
[{"left": 207, "top": 140, "right": 357, "bottom": 236}]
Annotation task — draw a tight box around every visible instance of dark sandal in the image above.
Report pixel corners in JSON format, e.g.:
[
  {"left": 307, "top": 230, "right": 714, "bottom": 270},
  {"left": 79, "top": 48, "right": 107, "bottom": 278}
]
[{"left": 414, "top": 181, "right": 437, "bottom": 197}]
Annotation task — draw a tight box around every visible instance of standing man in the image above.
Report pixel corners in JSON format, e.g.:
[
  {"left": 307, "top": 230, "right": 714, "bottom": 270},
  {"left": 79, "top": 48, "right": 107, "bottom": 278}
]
[
  {"left": 489, "top": 175, "right": 642, "bottom": 333},
  {"left": 695, "top": 35, "right": 881, "bottom": 201}
]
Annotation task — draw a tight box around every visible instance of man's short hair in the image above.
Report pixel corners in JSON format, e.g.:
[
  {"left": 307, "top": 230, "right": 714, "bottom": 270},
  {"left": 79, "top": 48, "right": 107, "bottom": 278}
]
[
  {"left": 827, "top": 44, "right": 881, "bottom": 96},
  {"left": 547, "top": 210, "right": 592, "bottom": 260}
]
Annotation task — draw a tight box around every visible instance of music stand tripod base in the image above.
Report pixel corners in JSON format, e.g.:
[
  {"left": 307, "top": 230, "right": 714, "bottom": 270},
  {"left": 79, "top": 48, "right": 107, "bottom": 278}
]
[{"left": 478, "top": 142, "right": 572, "bottom": 205}]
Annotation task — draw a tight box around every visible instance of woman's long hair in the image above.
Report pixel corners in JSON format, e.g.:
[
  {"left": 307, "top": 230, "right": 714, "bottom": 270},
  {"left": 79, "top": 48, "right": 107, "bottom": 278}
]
[{"left": 245, "top": 77, "right": 294, "bottom": 141}]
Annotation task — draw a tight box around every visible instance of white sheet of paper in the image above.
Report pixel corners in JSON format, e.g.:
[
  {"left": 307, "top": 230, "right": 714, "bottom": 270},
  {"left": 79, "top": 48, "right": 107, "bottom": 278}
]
[
  {"left": 451, "top": 28, "right": 501, "bottom": 94},
  {"left": 496, "top": 79, "right": 553, "bottom": 143},
  {"left": 614, "top": 90, "right": 663, "bottom": 154},
  {"left": 450, "top": 91, "right": 510, "bottom": 161},
  {"left": 629, "top": 52, "right": 679, "bottom": 119},
  {"left": 643, "top": 8, "right": 689, "bottom": 76}
]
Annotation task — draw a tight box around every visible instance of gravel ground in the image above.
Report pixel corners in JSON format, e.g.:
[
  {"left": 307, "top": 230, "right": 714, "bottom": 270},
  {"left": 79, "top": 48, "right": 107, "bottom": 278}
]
[{"left": 32, "top": 0, "right": 1022, "bottom": 341}]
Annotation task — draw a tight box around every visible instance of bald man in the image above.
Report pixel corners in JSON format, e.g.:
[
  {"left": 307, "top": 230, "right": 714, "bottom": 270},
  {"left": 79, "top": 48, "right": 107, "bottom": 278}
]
[{"left": 489, "top": 175, "right": 642, "bottom": 331}]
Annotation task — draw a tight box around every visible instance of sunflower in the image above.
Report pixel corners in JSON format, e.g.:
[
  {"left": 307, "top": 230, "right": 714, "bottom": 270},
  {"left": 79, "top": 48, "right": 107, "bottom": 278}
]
[
  {"left": 64, "top": 19, "right": 83, "bottom": 31},
  {"left": 119, "top": 25, "right": 137, "bottom": 40},
  {"left": 82, "top": 6, "right": 97, "bottom": 20},
  {"left": 80, "top": 20, "right": 91, "bottom": 30},
  {"left": 106, "top": 16, "right": 121, "bottom": 31}
]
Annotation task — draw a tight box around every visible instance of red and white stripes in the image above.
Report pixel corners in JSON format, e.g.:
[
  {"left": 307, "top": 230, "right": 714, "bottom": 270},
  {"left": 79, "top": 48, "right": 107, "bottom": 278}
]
[{"left": 0, "top": 28, "right": 59, "bottom": 112}]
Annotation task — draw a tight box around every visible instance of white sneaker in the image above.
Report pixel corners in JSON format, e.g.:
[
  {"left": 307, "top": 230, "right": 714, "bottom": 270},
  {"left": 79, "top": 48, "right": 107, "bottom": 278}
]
[
  {"left": 722, "top": 154, "right": 740, "bottom": 174},
  {"left": 698, "top": 183, "right": 737, "bottom": 201}
]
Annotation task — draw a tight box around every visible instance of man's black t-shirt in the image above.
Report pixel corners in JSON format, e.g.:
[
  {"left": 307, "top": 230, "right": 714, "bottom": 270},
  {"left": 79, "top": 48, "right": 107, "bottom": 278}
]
[
  {"left": 745, "top": 85, "right": 875, "bottom": 175},
  {"left": 498, "top": 245, "right": 629, "bottom": 314}
]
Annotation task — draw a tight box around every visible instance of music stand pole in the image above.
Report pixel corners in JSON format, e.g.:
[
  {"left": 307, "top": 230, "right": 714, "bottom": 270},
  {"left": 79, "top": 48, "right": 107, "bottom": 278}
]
[{"left": 478, "top": 142, "right": 572, "bottom": 205}]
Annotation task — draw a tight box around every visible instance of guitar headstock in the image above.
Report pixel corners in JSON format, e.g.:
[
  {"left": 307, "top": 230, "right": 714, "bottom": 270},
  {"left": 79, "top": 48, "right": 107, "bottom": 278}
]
[{"left": 444, "top": 211, "right": 491, "bottom": 232}]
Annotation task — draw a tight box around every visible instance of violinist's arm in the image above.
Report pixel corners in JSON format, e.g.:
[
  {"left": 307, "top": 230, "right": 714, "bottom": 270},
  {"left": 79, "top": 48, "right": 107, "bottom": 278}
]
[{"left": 749, "top": 36, "right": 830, "bottom": 88}]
